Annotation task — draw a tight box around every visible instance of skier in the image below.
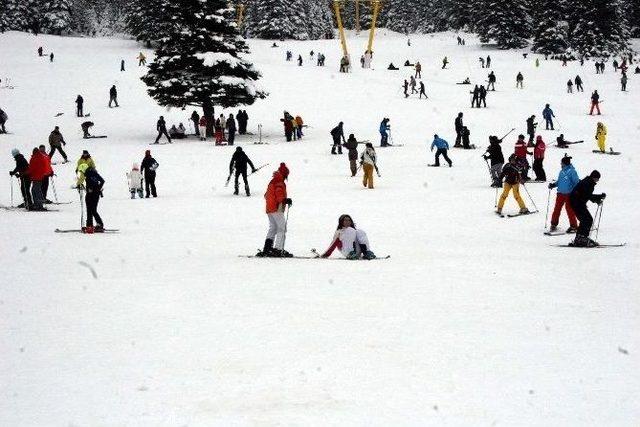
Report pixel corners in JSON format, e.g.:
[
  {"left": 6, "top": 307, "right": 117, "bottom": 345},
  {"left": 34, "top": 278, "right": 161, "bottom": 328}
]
[
  {"left": 290, "top": 115, "right": 298, "bottom": 141},
  {"left": 49, "top": 53, "right": 54, "bottom": 62},
  {"left": 48, "top": 126, "right": 68, "bottom": 162},
  {"left": 479, "top": 57, "right": 485, "bottom": 68},
  {"left": 613, "top": 59, "right": 619, "bottom": 71},
  {"left": 542, "top": 104, "right": 555, "bottom": 130},
  {"left": 9, "top": 149, "right": 32, "bottom": 209},
  {"left": 487, "top": 71, "right": 496, "bottom": 91},
  {"left": 226, "top": 113, "right": 237, "bottom": 145},
  {"left": 548, "top": 155, "right": 579, "bottom": 233},
  {"left": 218, "top": 114, "right": 227, "bottom": 141},
  {"left": 295, "top": 115, "right": 304, "bottom": 139},
  {"left": 81, "top": 121, "right": 94, "bottom": 139},
  {"left": 379, "top": 118, "right": 390, "bottom": 147},
  {"left": 76, "top": 150, "right": 95, "bottom": 174},
  {"left": 75, "top": 95, "right": 84, "bottom": 117},
  {"left": 38, "top": 47, "right": 43, "bottom": 57},
  {"left": 569, "top": 170, "right": 606, "bottom": 247},
  {"left": 281, "top": 111, "right": 294, "bottom": 142},
  {"left": 27, "top": 148, "right": 48, "bottom": 211},
  {"left": 415, "top": 61, "right": 422, "bottom": 78},
  {"left": 198, "top": 115, "right": 207, "bottom": 141},
  {"left": 127, "top": 164, "right": 144, "bottom": 199},
  {"left": 340, "top": 55, "right": 350, "bottom": 72},
  {"left": 360, "top": 143, "right": 378, "bottom": 189},
  {"left": 621, "top": 73, "right": 628, "bottom": 91},
  {"left": 140, "top": 150, "right": 159, "bottom": 198},
  {"left": 461, "top": 126, "right": 472, "bottom": 149},
  {"left": 514, "top": 134, "right": 532, "bottom": 180},
  {"left": 108, "top": 85, "right": 118, "bottom": 107},
  {"left": 516, "top": 72, "right": 524, "bottom": 88},
  {"left": 589, "top": 90, "right": 601, "bottom": 115},
  {"left": 38, "top": 145, "right": 53, "bottom": 203},
  {"left": 76, "top": 163, "right": 105, "bottom": 233},
  {"left": 331, "top": 121, "right": 346, "bottom": 154},
  {"left": 0, "top": 108, "right": 7, "bottom": 134},
  {"left": 442, "top": 57, "right": 449, "bottom": 69},
  {"left": 191, "top": 110, "right": 200, "bottom": 136},
  {"left": 418, "top": 81, "right": 427, "bottom": 99},
  {"left": 595, "top": 122, "right": 607, "bottom": 152},
  {"left": 486, "top": 55, "right": 491, "bottom": 68},
  {"left": 532, "top": 135, "right": 546, "bottom": 181},
  {"left": 410, "top": 76, "right": 418, "bottom": 94},
  {"left": 483, "top": 136, "right": 504, "bottom": 187},
  {"left": 320, "top": 214, "right": 376, "bottom": 260},
  {"left": 478, "top": 85, "right": 487, "bottom": 107},
  {"left": 403, "top": 79, "right": 409, "bottom": 98},
  {"left": 154, "top": 116, "right": 172, "bottom": 144},
  {"left": 297, "top": 55, "right": 303, "bottom": 66},
  {"left": 258, "top": 163, "right": 292, "bottom": 258},
  {"left": 229, "top": 147, "right": 256, "bottom": 196},
  {"left": 343, "top": 134, "right": 359, "bottom": 176},
  {"left": 575, "top": 75, "right": 583, "bottom": 92},
  {"left": 567, "top": 79, "right": 573, "bottom": 93},
  {"left": 454, "top": 112, "right": 464, "bottom": 147},
  {"left": 120, "top": 59, "right": 125, "bottom": 72},
  {"left": 138, "top": 52, "right": 146, "bottom": 66},
  {"left": 556, "top": 134, "right": 581, "bottom": 148},
  {"left": 430, "top": 135, "right": 452, "bottom": 167},
  {"left": 237, "top": 110, "right": 248, "bottom": 135},
  {"left": 470, "top": 85, "right": 480, "bottom": 108},
  {"left": 526, "top": 115, "right": 537, "bottom": 146},
  {"left": 496, "top": 154, "right": 529, "bottom": 215}
]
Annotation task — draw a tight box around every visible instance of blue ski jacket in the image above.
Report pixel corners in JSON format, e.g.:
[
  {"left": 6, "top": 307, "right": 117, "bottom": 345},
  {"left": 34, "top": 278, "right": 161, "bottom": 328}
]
[
  {"left": 431, "top": 136, "right": 449, "bottom": 150},
  {"left": 556, "top": 164, "right": 580, "bottom": 194}
]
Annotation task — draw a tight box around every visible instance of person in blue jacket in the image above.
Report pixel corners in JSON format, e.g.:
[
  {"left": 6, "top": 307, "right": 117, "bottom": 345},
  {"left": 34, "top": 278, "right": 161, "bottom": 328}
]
[
  {"left": 542, "top": 103, "right": 555, "bottom": 130},
  {"left": 430, "top": 135, "right": 452, "bottom": 167},
  {"left": 548, "top": 155, "right": 579, "bottom": 233},
  {"left": 379, "top": 118, "right": 391, "bottom": 146}
]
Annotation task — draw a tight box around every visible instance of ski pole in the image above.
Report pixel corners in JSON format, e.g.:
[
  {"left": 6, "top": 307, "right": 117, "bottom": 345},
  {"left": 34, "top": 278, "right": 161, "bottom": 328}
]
[
  {"left": 79, "top": 188, "right": 85, "bottom": 229},
  {"left": 521, "top": 183, "right": 539, "bottom": 212},
  {"left": 483, "top": 157, "right": 492, "bottom": 184},
  {"left": 494, "top": 186, "right": 498, "bottom": 207},
  {"left": 281, "top": 205, "right": 290, "bottom": 252},
  {"left": 544, "top": 187, "right": 552, "bottom": 229},
  {"left": 51, "top": 175, "right": 59, "bottom": 203},
  {"left": 249, "top": 163, "right": 270, "bottom": 175},
  {"left": 499, "top": 128, "right": 516, "bottom": 141},
  {"left": 591, "top": 203, "right": 601, "bottom": 233},
  {"left": 595, "top": 200, "right": 604, "bottom": 241},
  {"left": 225, "top": 167, "right": 234, "bottom": 187},
  {"left": 10, "top": 175, "right": 14, "bottom": 207}
]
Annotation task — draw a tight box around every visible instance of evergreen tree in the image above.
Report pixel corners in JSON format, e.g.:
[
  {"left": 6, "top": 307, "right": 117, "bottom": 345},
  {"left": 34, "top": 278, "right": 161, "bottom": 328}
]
[
  {"left": 447, "top": 0, "right": 472, "bottom": 30},
  {"left": 532, "top": 0, "right": 569, "bottom": 55},
  {"left": 568, "top": 0, "right": 630, "bottom": 57},
  {"left": 245, "top": 0, "right": 298, "bottom": 39},
  {"left": 1, "top": 0, "right": 31, "bottom": 32},
  {"left": 43, "top": 0, "right": 73, "bottom": 35},
  {"left": 125, "top": 0, "right": 174, "bottom": 46},
  {"left": 384, "top": 0, "right": 419, "bottom": 34},
  {"left": 305, "top": 0, "right": 334, "bottom": 39},
  {"left": 141, "top": 0, "right": 266, "bottom": 136},
  {"left": 475, "top": 0, "right": 531, "bottom": 48}
]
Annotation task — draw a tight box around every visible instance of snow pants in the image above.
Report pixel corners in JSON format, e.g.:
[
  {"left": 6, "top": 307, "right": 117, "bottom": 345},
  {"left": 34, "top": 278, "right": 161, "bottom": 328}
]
[
  {"left": 339, "top": 227, "right": 371, "bottom": 257},
  {"left": 19, "top": 176, "right": 32, "bottom": 208},
  {"left": 589, "top": 102, "right": 601, "bottom": 115},
  {"left": 76, "top": 105, "right": 83, "bottom": 117},
  {"left": 199, "top": 125, "right": 206, "bottom": 140},
  {"left": 490, "top": 163, "right": 503, "bottom": 186},
  {"left": 85, "top": 191, "right": 103, "bottom": 227},
  {"left": 108, "top": 95, "right": 118, "bottom": 107},
  {"left": 570, "top": 200, "right": 592, "bottom": 237},
  {"left": 551, "top": 193, "right": 577, "bottom": 228},
  {"left": 434, "top": 148, "right": 452, "bottom": 166},
  {"left": 380, "top": 132, "right": 388, "bottom": 146},
  {"left": 155, "top": 129, "right": 171, "bottom": 143},
  {"left": 30, "top": 180, "right": 44, "bottom": 209},
  {"left": 49, "top": 144, "right": 67, "bottom": 161},
  {"left": 498, "top": 183, "right": 526, "bottom": 210},
  {"left": 331, "top": 135, "right": 342, "bottom": 154},
  {"left": 228, "top": 130, "right": 235, "bottom": 145},
  {"left": 362, "top": 164, "right": 374, "bottom": 189},
  {"left": 532, "top": 158, "right": 546, "bottom": 181},
  {"left": 349, "top": 159, "right": 357, "bottom": 177},
  {"left": 144, "top": 171, "right": 157, "bottom": 197},
  {"left": 545, "top": 118, "right": 554, "bottom": 130},
  {"left": 234, "top": 169, "right": 249, "bottom": 195},
  {"left": 267, "top": 212, "right": 287, "bottom": 250},
  {"left": 597, "top": 135, "right": 606, "bottom": 152}
]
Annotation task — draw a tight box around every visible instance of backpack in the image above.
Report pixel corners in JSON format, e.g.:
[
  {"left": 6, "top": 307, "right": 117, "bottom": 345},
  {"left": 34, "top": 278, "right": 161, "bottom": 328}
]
[{"left": 150, "top": 161, "right": 159, "bottom": 171}]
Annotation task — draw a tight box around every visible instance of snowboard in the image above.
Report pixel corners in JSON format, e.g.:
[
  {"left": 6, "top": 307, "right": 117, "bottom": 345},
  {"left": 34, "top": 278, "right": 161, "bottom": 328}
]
[
  {"left": 55, "top": 228, "right": 119, "bottom": 233},
  {"left": 378, "top": 144, "right": 404, "bottom": 148},
  {"left": 593, "top": 149, "right": 620, "bottom": 155},
  {"left": 85, "top": 135, "right": 108, "bottom": 139},
  {"left": 544, "top": 230, "right": 576, "bottom": 236},
  {"left": 54, "top": 112, "right": 64, "bottom": 117}
]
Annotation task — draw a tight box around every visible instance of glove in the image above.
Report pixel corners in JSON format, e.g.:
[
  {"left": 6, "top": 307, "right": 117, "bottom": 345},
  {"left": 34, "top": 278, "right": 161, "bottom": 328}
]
[
  {"left": 284, "top": 198, "right": 293, "bottom": 206},
  {"left": 252, "top": 169, "right": 257, "bottom": 174},
  {"left": 548, "top": 182, "right": 557, "bottom": 189},
  {"left": 9, "top": 171, "right": 14, "bottom": 176}
]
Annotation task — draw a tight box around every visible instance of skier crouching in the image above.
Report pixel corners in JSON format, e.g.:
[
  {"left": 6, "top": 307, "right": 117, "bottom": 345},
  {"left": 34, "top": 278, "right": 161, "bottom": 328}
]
[
  {"left": 258, "top": 163, "right": 293, "bottom": 257},
  {"left": 320, "top": 214, "right": 376, "bottom": 260},
  {"left": 569, "top": 170, "right": 606, "bottom": 247}
]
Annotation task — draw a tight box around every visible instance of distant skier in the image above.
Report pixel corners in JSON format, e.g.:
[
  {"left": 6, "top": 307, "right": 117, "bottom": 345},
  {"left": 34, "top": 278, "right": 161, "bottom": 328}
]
[
  {"left": 566, "top": 79, "right": 573, "bottom": 93},
  {"left": 514, "top": 134, "right": 532, "bottom": 180},
  {"left": 461, "top": 126, "right": 472, "bottom": 149},
  {"left": 295, "top": 115, "right": 304, "bottom": 139},
  {"left": 548, "top": 155, "right": 579, "bottom": 233},
  {"left": 487, "top": 71, "right": 496, "bottom": 91},
  {"left": 589, "top": 90, "right": 601, "bottom": 115},
  {"left": 75, "top": 95, "right": 84, "bottom": 117},
  {"left": 410, "top": 76, "right": 417, "bottom": 94},
  {"left": 154, "top": 116, "right": 171, "bottom": 144},
  {"left": 258, "top": 163, "right": 292, "bottom": 257},
  {"left": 49, "top": 53, "right": 54, "bottom": 62},
  {"left": 360, "top": 143, "right": 378, "bottom": 189},
  {"left": 198, "top": 116, "right": 207, "bottom": 141},
  {"left": 516, "top": 72, "right": 523, "bottom": 88},
  {"left": 574, "top": 75, "right": 583, "bottom": 92},
  {"left": 81, "top": 121, "right": 94, "bottom": 139},
  {"left": 191, "top": 110, "right": 200, "bottom": 136},
  {"left": 320, "top": 214, "right": 376, "bottom": 260},
  {"left": 108, "top": 85, "right": 118, "bottom": 107},
  {"left": 621, "top": 73, "right": 628, "bottom": 91},
  {"left": 595, "top": 122, "right": 607, "bottom": 152},
  {"left": 478, "top": 85, "right": 487, "bottom": 107},
  {"left": 9, "top": 148, "right": 32, "bottom": 209},
  {"left": 442, "top": 56, "right": 449, "bottom": 69},
  {"left": 297, "top": 55, "right": 303, "bottom": 66},
  {"left": 496, "top": 154, "right": 529, "bottom": 215},
  {"left": 419, "top": 81, "right": 427, "bottom": 99},
  {"left": 569, "top": 170, "right": 606, "bottom": 247},
  {"left": 226, "top": 113, "right": 237, "bottom": 145},
  {"left": 127, "top": 163, "right": 144, "bottom": 199},
  {"left": 237, "top": 110, "right": 248, "bottom": 134},
  {"left": 454, "top": 112, "right": 464, "bottom": 147},
  {"left": 48, "top": 126, "right": 68, "bottom": 162},
  {"left": 379, "top": 118, "right": 390, "bottom": 147},
  {"left": 470, "top": 85, "right": 480, "bottom": 108},
  {"left": 76, "top": 163, "right": 105, "bottom": 233},
  {"left": 542, "top": 104, "right": 555, "bottom": 130},
  {"left": 532, "top": 135, "right": 546, "bottom": 181},
  {"left": 38, "top": 46, "right": 43, "bottom": 57},
  {"left": 526, "top": 115, "right": 537, "bottom": 146},
  {"left": 556, "top": 134, "right": 581, "bottom": 148},
  {"left": 229, "top": 147, "right": 256, "bottom": 196},
  {"left": 331, "top": 121, "right": 346, "bottom": 154},
  {"left": 415, "top": 61, "right": 422, "bottom": 78},
  {"left": 138, "top": 52, "right": 146, "bottom": 66},
  {"left": 38, "top": 145, "right": 53, "bottom": 203},
  {"left": 403, "top": 79, "right": 409, "bottom": 98},
  {"left": 486, "top": 55, "right": 491, "bottom": 68},
  {"left": 483, "top": 135, "right": 504, "bottom": 187},
  {"left": 0, "top": 108, "right": 7, "bottom": 134},
  {"left": 430, "top": 135, "right": 452, "bottom": 167},
  {"left": 120, "top": 59, "right": 125, "bottom": 72},
  {"left": 140, "top": 150, "right": 159, "bottom": 197},
  {"left": 343, "top": 134, "right": 359, "bottom": 176},
  {"left": 26, "top": 147, "right": 48, "bottom": 210},
  {"left": 281, "top": 111, "right": 294, "bottom": 142}
]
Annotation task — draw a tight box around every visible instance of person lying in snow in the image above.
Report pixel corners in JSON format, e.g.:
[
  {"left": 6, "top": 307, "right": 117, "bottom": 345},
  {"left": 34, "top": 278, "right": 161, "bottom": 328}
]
[{"left": 320, "top": 214, "right": 376, "bottom": 260}]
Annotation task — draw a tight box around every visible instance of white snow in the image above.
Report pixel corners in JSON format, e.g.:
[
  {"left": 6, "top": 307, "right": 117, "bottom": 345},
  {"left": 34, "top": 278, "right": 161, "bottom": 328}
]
[{"left": 0, "top": 30, "right": 639, "bottom": 425}]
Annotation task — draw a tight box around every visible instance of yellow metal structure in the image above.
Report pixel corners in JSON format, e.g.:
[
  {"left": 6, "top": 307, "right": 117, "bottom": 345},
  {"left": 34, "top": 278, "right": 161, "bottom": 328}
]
[
  {"left": 366, "top": 0, "right": 381, "bottom": 54},
  {"left": 237, "top": 3, "right": 245, "bottom": 26},
  {"left": 333, "top": 1, "right": 349, "bottom": 58},
  {"left": 332, "top": 0, "right": 383, "bottom": 59}
]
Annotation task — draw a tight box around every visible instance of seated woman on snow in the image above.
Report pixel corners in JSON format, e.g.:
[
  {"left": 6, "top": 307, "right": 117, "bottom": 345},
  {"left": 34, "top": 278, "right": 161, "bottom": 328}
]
[{"left": 320, "top": 214, "right": 376, "bottom": 260}]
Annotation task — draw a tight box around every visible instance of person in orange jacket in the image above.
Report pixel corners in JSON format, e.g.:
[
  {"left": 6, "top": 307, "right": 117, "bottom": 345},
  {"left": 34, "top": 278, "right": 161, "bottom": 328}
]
[
  {"left": 27, "top": 147, "right": 49, "bottom": 210},
  {"left": 532, "top": 135, "right": 546, "bottom": 181},
  {"left": 258, "top": 163, "right": 293, "bottom": 257},
  {"left": 38, "top": 144, "right": 54, "bottom": 203},
  {"left": 295, "top": 115, "right": 304, "bottom": 139}
]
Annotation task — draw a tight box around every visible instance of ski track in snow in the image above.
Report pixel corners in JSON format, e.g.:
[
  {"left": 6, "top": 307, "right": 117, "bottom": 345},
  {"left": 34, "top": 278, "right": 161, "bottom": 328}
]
[{"left": 0, "top": 30, "right": 639, "bottom": 425}]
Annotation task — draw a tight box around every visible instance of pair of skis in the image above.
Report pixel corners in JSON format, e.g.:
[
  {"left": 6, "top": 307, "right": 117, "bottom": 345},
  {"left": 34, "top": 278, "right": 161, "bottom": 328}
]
[
  {"left": 239, "top": 248, "right": 390, "bottom": 260},
  {"left": 55, "top": 228, "right": 119, "bottom": 233}
]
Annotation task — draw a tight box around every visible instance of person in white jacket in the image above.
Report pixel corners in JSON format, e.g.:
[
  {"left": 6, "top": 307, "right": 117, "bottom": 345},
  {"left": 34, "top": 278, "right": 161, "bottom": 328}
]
[
  {"left": 360, "top": 143, "right": 378, "bottom": 189},
  {"left": 127, "top": 163, "right": 143, "bottom": 199},
  {"left": 320, "top": 214, "right": 376, "bottom": 260}
]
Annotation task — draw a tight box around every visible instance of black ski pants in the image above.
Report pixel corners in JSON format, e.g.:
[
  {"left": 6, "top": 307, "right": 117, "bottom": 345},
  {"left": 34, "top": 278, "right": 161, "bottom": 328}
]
[
  {"left": 42, "top": 175, "right": 49, "bottom": 199},
  {"left": 49, "top": 145, "right": 68, "bottom": 161},
  {"left": 331, "top": 135, "right": 343, "bottom": 154},
  {"left": 19, "top": 176, "right": 32, "bottom": 207},
  {"left": 434, "top": 148, "right": 452, "bottom": 166},
  {"left": 235, "top": 169, "right": 249, "bottom": 195},
  {"left": 85, "top": 191, "right": 103, "bottom": 227},
  {"left": 144, "top": 171, "right": 157, "bottom": 197},
  {"left": 455, "top": 130, "right": 462, "bottom": 146},
  {"left": 570, "top": 200, "right": 592, "bottom": 237},
  {"left": 76, "top": 105, "right": 83, "bottom": 117},
  {"left": 532, "top": 158, "right": 546, "bottom": 181},
  {"left": 228, "top": 130, "right": 235, "bottom": 145},
  {"left": 155, "top": 129, "right": 171, "bottom": 143}
]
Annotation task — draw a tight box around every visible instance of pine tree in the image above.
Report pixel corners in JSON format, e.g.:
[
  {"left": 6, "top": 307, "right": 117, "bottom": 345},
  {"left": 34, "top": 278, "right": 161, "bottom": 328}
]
[
  {"left": 568, "top": 0, "right": 630, "bottom": 58},
  {"left": 141, "top": 0, "right": 266, "bottom": 136},
  {"left": 43, "top": 0, "right": 73, "bottom": 35},
  {"left": 475, "top": 0, "right": 532, "bottom": 48},
  {"left": 305, "top": 0, "right": 334, "bottom": 39},
  {"left": 532, "top": 0, "right": 569, "bottom": 55},
  {"left": 2, "top": 0, "right": 31, "bottom": 32},
  {"left": 447, "top": 0, "right": 472, "bottom": 30},
  {"left": 245, "top": 0, "right": 298, "bottom": 39},
  {"left": 384, "top": 0, "right": 419, "bottom": 34},
  {"left": 125, "top": 0, "right": 174, "bottom": 46}
]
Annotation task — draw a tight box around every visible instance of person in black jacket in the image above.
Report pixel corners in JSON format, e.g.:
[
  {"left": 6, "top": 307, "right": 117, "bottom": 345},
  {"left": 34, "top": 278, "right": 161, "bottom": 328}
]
[
  {"left": 470, "top": 85, "right": 479, "bottom": 108},
  {"left": 191, "top": 110, "right": 200, "bottom": 136},
  {"left": 75, "top": 95, "right": 84, "bottom": 117},
  {"left": 343, "top": 134, "right": 359, "bottom": 176},
  {"left": 108, "top": 85, "right": 118, "bottom": 108},
  {"left": 237, "top": 110, "right": 248, "bottom": 134},
  {"left": 140, "top": 150, "right": 158, "bottom": 197},
  {"left": 454, "top": 112, "right": 464, "bottom": 147},
  {"left": 80, "top": 165, "right": 105, "bottom": 233},
  {"left": 569, "top": 170, "right": 606, "bottom": 246},
  {"left": 330, "top": 122, "right": 346, "bottom": 154},
  {"left": 9, "top": 148, "right": 32, "bottom": 208},
  {"left": 483, "top": 136, "right": 504, "bottom": 187},
  {"left": 526, "top": 115, "right": 537, "bottom": 146},
  {"left": 154, "top": 116, "right": 171, "bottom": 144},
  {"left": 226, "top": 113, "right": 237, "bottom": 145},
  {"left": 478, "top": 85, "right": 487, "bottom": 107},
  {"left": 229, "top": 147, "right": 256, "bottom": 196},
  {"left": 496, "top": 154, "right": 529, "bottom": 215}
]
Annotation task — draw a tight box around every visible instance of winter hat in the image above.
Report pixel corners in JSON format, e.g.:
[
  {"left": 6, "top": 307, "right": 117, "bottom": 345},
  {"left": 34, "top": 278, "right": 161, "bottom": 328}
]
[
  {"left": 132, "top": 163, "right": 139, "bottom": 170},
  {"left": 278, "top": 162, "right": 289, "bottom": 179},
  {"left": 236, "top": 147, "right": 243, "bottom": 152},
  {"left": 11, "top": 148, "right": 19, "bottom": 157},
  {"left": 536, "top": 135, "right": 543, "bottom": 143},
  {"left": 82, "top": 150, "right": 90, "bottom": 156},
  {"left": 561, "top": 155, "right": 572, "bottom": 165},
  {"left": 145, "top": 150, "right": 151, "bottom": 156},
  {"left": 590, "top": 170, "right": 601, "bottom": 179}
]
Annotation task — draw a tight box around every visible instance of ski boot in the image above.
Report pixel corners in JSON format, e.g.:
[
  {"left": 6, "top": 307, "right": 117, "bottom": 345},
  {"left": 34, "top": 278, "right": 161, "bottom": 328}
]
[
  {"left": 82, "top": 226, "right": 95, "bottom": 234},
  {"left": 346, "top": 250, "right": 360, "bottom": 260},
  {"left": 245, "top": 185, "right": 250, "bottom": 197},
  {"left": 360, "top": 244, "right": 376, "bottom": 260},
  {"left": 44, "top": 199, "right": 53, "bottom": 204},
  {"left": 549, "top": 225, "right": 558, "bottom": 232},
  {"left": 256, "top": 239, "right": 274, "bottom": 257},
  {"left": 94, "top": 225, "right": 104, "bottom": 233},
  {"left": 566, "top": 226, "right": 577, "bottom": 234},
  {"left": 519, "top": 207, "right": 530, "bottom": 214}
]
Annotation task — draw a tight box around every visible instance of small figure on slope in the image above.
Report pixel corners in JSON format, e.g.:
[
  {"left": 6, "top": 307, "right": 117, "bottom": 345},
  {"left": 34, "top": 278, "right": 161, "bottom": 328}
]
[
  {"left": 379, "top": 118, "right": 391, "bottom": 146},
  {"left": 496, "top": 154, "right": 529, "bottom": 216},
  {"left": 595, "top": 122, "right": 607, "bottom": 152},
  {"left": 430, "top": 134, "right": 452, "bottom": 167},
  {"left": 76, "top": 163, "right": 106, "bottom": 233},
  {"left": 569, "top": 170, "right": 605, "bottom": 247},
  {"left": 454, "top": 112, "right": 464, "bottom": 147},
  {"left": 140, "top": 150, "right": 159, "bottom": 198},
  {"left": 127, "top": 164, "right": 144, "bottom": 199},
  {"left": 320, "top": 214, "right": 376, "bottom": 260},
  {"left": 331, "top": 121, "right": 346, "bottom": 154},
  {"left": 154, "top": 116, "right": 172, "bottom": 144},
  {"left": 360, "top": 143, "right": 378, "bottom": 189},
  {"left": 108, "top": 85, "right": 118, "bottom": 108},
  {"left": 532, "top": 135, "right": 546, "bottom": 182},
  {"left": 548, "top": 155, "right": 579, "bottom": 233},
  {"left": 9, "top": 149, "right": 32, "bottom": 209},
  {"left": 48, "top": 126, "right": 68, "bottom": 162},
  {"left": 342, "top": 134, "right": 359, "bottom": 177},
  {"left": 229, "top": 147, "right": 256, "bottom": 196},
  {"left": 589, "top": 90, "right": 601, "bottom": 115},
  {"left": 542, "top": 103, "right": 555, "bottom": 130},
  {"left": 258, "top": 163, "right": 292, "bottom": 258},
  {"left": 484, "top": 136, "right": 504, "bottom": 188}
]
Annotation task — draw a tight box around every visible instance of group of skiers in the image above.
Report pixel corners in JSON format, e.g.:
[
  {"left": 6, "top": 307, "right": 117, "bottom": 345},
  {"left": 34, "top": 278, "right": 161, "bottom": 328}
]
[
  {"left": 280, "top": 111, "right": 304, "bottom": 142},
  {"left": 402, "top": 76, "right": 427, "bottom": 99}
]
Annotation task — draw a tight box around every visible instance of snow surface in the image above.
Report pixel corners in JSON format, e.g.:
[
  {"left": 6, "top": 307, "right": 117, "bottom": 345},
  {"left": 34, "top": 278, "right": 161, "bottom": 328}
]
[{"left": 0, "top": 30, "right": 639, "bottom": 425}]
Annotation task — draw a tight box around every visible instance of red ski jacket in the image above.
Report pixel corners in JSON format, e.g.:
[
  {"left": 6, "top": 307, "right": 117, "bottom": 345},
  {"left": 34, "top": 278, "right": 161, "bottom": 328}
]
[{"left": 264, "top": 171, "right": 287, "bottom": 213}]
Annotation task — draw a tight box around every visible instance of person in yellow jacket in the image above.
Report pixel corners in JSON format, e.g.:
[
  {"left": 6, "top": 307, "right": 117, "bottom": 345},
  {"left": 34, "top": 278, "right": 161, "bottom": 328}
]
[
  {"left": 75, "top": 150, "right": 96, "bottom": 173},
  {"left": 138, "top": 52, "right": 146, "bottom": 66},
  {"left": 595, "top": 122, "right": 607, "bottom": 152}
]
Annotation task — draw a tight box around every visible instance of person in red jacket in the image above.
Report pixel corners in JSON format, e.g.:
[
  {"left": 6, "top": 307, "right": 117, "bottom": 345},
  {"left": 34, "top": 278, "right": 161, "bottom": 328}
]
[
  {"left": 38, "top": 145, "right": 54, "bottom": 203},
  {"left": 258, "top": 163, "right": 293, "bottom": 257},
  {"left": 532, "top": 135, "right": 546, "bottom": 181},
  {"left": 27, "top": 147, "right": 49, "bottom": 210},
  {"left": 514, "top": 134, "right": 532, "bottom": 181}
]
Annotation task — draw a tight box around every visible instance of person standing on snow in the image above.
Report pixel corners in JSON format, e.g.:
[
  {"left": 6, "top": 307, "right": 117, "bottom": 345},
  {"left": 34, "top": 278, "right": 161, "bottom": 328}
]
[
  {"left": 27, "top": 148, "right": 48, "bottom": 210},
  {"left": 360, "top": 143, "right": 378, "bottom": 189},
  {"left": 379, "top": 118, "right": 391, "bottom": 147},
  {"left": 516, "top": 72, "right": 524, "bottom": 88},
  {"left": 140, "top": 150, "right": 159, "bottom": 198},
  {"left": 226, "top": 113, "right": 237, "bottom": 145},
  {"left": 483, "top": 136, "right": 504, "bottom": 187},
  {"left": 569, "top": 170, "right": 606, "bottom": 247},
  {"left": 514, "top": 134, "right": 532, "bottom": 181},
  {"left": 229, "top": 147, "right": 256, "bottom": 196},
  {"left": 191, "top": 110, "right": 200, "bottom": 137},
  {"left": 127, "top": 164, "right": 144, "bottom": 199},
  {"left": 75, "top": 95, "right": 84, "bottom": 117},
  {"left": 621, "top": 73, "right": 628, "bottom": 91},
  {"left": 38, "top": 145, "right": 53, "bottom": 203},
  {"left": 138, "top": 52, "right": 146, "bottom": 66},
  {"left": 331, "top": 121, "right": 346, "bottom": 154},
  {"left": 589, "top": 90, "right": 601, "bottom": 115},
  {"left": 320, "top": 214, "right": 377, "bottom": 260},
  {"left": 48, "top": 126, "right": 68, "bottom": 163},
  {"left": 343, "top": 134, "right": 359, "bottom": 177},
  {"left": 9, "top": 149, "right": 32, "bottom": 209},
  {"left": 470, "top": 85, "right": 480, "bottom": 108},
  {"left": 548, "top": 155, "right": 579, "bottom": 233},
  {"left": 281, "top": 111, "right": 294, "bottom": 142},
  {"left": 532, "top": 135, "right": 546, "bottom": 181},
  {"left": 479, "top": 85, "right": 487, "bottom": 107},
  {"left": 258, "top": 163, "right": 292, "bottom": 258},
  {"left": 526, "top": 115, "right": 537, "bottom": 146},
  {"left": 595, "top": 122, "right": 607, "bottom": 152},
  {"left": 419, "top": 81, "right": 427, "bottom": 99},
  {"left": 198, "top": 115, "right": 207, "bottom": 141},
  {"left": 574, "top": 75, "right": 584, "bottom": 92},
  {"left": 487, "top": 71, "right": 496, "bottom": 91},
  {"left": 415, "top": 61, "right": 422, "bottom": 78},
  {"left": 430, "top": 134, "right": 452, "bottom": 167},
  {"left": 75, "top": 163, "right": 105, "bottom": 233},
  {"left": 496, "top": 154, "right": 529, "bottom": 215},
  {"left": 108, "top": 85, "right": 118, "bottom": 108},
  {"left": 567, "top": 79, "right": 574, "bottom": 93},
  {"left": 542, "top": 104, "right": 555, "bottom": 130},
  {"left": 154, "top": 116, "right": 171, "bottom": 144},
  {"left": 454, "top": 112, "right": 464, "bottom": 147}
]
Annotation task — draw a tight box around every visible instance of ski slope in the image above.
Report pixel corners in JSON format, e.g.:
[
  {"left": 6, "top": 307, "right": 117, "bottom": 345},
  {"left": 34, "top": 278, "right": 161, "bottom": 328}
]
[{"left": 1, "top": 30, "right": 639, "bottom": 425}]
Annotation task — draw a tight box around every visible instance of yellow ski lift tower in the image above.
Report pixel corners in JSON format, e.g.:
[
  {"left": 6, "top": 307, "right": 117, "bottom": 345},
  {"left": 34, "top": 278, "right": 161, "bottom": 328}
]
[{"left": 333, "top": 0, "right": 383, "bottom": 59}]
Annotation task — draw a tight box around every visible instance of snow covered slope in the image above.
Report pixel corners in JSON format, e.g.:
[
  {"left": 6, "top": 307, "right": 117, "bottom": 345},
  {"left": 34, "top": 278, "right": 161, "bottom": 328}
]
[{"left": 1, "top": 30, "right": 638, "bottom": 425}]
